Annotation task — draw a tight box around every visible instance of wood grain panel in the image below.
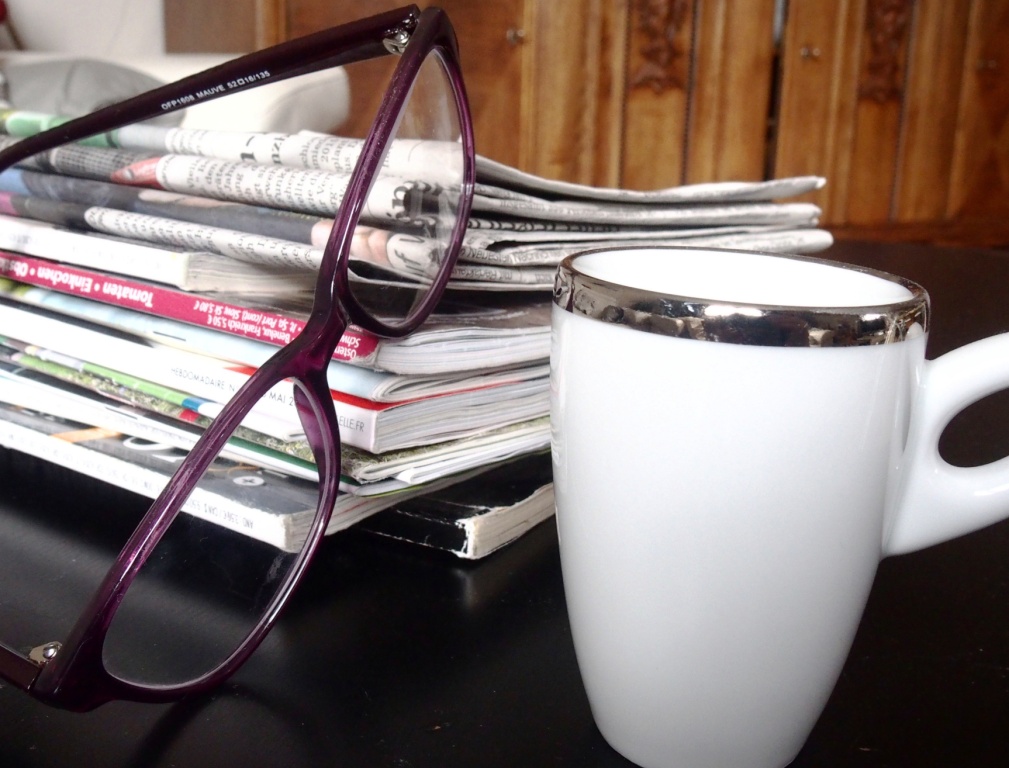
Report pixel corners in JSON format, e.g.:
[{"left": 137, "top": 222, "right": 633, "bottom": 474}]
[
  {"left": 947, "top": 0, "right": 1009, "bottom": 219},
  {"left": 284, "top": 0, "right": 528, "bottom": 168},
  {"left": 893, "top": 0, "right": 971, "bottom": 222},
  {"left": 164, "top": 0, "right": 261, "bottom": 52},
  {"left": 518, "top": 0, "right": 618, "bottom": 184},
  {"left": 588, "top": 1, "right": 630, "bottom": 188},
  {"left": 845, "top": 0, "right": 913, "bottom": 224},
  {"left": 686, "top": 0, "right": 776, "bottom": 183},
  {"left": 773, "top": 0, "right": 865, "bottom": 222},
  {"left": 441, "top": 0, "right": 528, "bottom": 170},
  {"left": 621, "top": 0, "right": 694, "bottom": 188},
  {"left": 255, "top": 0, "right": 286, "bottom": 47}
]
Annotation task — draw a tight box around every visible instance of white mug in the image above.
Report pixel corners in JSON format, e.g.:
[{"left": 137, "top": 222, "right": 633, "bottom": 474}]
[{"left": 549, "top": 247, "right": 1009, "bottom": 768}]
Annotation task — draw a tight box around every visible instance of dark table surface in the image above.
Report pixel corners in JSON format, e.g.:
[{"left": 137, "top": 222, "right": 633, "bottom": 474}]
[{"left": 2, "top": 239, "right": 1009, "bottom": 768}]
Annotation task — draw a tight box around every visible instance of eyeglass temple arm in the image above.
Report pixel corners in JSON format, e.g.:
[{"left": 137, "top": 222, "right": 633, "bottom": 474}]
[
  {"left": 0, "top": 638, "right": 41, "bottom": 691},
  {"left": 0, "top": 4, "right": 421, "bottom": 174}
]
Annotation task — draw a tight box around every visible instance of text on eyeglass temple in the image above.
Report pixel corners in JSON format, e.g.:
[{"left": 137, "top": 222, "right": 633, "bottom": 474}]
[{"left": 160, "top": 70, "right": 273, "bottom": 111}]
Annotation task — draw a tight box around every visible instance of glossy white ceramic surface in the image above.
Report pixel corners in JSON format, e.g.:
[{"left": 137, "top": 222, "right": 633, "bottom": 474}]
[
  {"left": 550, "top": 248, "right": 1009, "bottom": 768},
  {"left": 572, "top": 247, "right": 915, "bottom": 307}
]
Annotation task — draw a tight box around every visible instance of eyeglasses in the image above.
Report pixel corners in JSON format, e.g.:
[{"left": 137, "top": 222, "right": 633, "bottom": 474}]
[{"left": 0, "top": 5, "right": 474, "bottom": 711}]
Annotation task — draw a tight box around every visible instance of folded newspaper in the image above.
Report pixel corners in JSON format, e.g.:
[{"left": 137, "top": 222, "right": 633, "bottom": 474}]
[{"left": 0, "top": 112, "right": 831, "bottom": 292}]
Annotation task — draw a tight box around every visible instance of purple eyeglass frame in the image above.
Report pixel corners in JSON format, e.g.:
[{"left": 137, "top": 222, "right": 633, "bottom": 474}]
[{"left": 0, "top": 4, "right": 475, "bottom": 711}]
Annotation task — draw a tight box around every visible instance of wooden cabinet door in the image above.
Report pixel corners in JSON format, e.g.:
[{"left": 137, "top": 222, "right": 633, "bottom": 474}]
[
  {"left": 168, "top": 0, "right": 543, "bottom": 171},
  {"left": 892, "top": 0, "right": 972, "bottom": 223},
  {"left": 278, "top": 0, "right": 624, "bottom": 185},
  {"left": 281, "top": 0, "right": 528, "bottom": 171},
  {"left": 620, "top": 0, "right": 776, "bottom": 189},
  {"left": 946, "top": 0, "right": 1009, "bottom": 221},
  {"left": 166, "top": 0, "right": 777, "bottom": 189},
  {"left": 773, "top": 0, "right": 884, "bottom": 225},
  {"left": 774, "top": 0, "right": 1009, "bottom": 229}
]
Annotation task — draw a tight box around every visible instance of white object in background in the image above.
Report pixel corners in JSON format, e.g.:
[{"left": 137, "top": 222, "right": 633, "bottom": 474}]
[
  {"left": 0, "top": 0, "right": 350, "bottom": 133},
  {"left": 4, "top": 0, "right": 165, "bottom": 56}
]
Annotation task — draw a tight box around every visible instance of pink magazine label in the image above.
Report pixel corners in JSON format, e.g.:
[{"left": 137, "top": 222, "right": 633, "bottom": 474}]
[{"left": 0, "top": 252, "right": 380, "bottom": 363}]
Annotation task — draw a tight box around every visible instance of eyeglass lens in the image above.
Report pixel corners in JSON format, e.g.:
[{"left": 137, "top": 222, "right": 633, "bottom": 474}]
[
  {"left": 102, "top": 380, "right": 325, "bottom": 686},
  {"left": 346, "top": 46, "right": 467, "bottom": 326}
]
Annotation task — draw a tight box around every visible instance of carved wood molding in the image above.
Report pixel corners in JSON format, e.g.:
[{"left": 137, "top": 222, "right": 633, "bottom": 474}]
[
  {"left": 629, "top": 0, "right": 691, "bottom": 94},
  {"left": 859, "top": 0, "right": 912, "bottom": 103}
]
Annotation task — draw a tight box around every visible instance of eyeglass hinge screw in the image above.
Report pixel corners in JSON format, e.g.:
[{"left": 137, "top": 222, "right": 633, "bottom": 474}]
[
  {"left": 28, "top": 642, "right": 62, "bottom": 666},
  {"left": 383, "top": 29, "right": 412, "bottom": 55}
]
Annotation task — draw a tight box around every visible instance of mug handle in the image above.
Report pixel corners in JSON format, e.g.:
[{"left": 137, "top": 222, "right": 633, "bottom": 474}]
[{"left": 885, "top": 332, "right": 1009, "bottom": 556}]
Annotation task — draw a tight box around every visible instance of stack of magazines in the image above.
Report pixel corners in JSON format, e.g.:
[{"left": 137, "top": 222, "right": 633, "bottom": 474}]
[{"left": 0, "top": 111, "right": 830, "bottom": 558}]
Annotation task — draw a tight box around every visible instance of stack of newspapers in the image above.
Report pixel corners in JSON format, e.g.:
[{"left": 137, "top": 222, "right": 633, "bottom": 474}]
[{"left": 0, "top": 111, "right": 830, "bottom": 558}]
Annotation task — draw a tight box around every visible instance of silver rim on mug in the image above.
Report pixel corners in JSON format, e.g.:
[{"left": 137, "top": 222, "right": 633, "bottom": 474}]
[{"left": 553, "top": 247, "right": 930, "bottom": 348}]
